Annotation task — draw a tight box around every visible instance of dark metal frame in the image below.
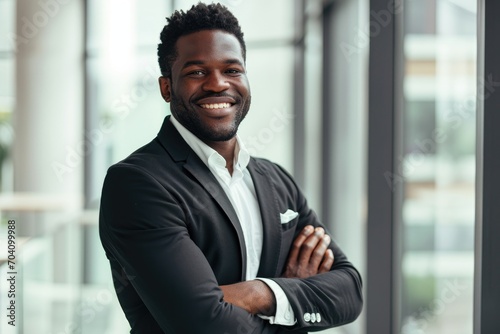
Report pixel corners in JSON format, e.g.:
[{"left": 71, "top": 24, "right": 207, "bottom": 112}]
[
  {"left": 320, "top": 1, "right": 334, "bottom": 225},
  {"left": 366, "top": 0, "right": 401, "bottom": 332},
  {"left": 83, "top": 0, "right": 92, "bottom": 209},
  {"left": 292, "top": 0, "right": 306, "bottom": 187},
  {"left": 474, "top": 0, "right": 500, "bottom": 332}
]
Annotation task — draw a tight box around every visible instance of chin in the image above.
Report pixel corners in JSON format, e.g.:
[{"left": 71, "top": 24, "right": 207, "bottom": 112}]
[{"left": 202, "top": 130, "right": 237, "bottom": 142}]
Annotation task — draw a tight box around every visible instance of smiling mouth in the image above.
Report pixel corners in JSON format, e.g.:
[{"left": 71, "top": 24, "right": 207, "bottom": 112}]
[{"left": 199, "top": 103, "right": 233, "bottom": 109}]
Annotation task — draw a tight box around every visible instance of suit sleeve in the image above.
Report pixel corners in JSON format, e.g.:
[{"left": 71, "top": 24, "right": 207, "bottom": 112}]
[
  {"left": 99, "top": 164, "right": 288, "bottom": 334},
  {"left": 269, "top": 165, "right": 363, "bottom": 332}
]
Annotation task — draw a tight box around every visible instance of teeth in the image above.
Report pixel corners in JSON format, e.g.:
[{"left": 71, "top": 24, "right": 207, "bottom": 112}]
[{"left": 200, "top": 103, "right": 231, "bottom": 109}]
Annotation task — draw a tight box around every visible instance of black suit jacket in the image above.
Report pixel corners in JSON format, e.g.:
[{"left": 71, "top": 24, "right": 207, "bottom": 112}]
[{"left": 99, "top": 116, "right": 363, "bottom": 333}]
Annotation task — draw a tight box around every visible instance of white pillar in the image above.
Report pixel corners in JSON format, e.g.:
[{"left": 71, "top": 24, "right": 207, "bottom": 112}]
[
  {"left": 13, "top": 0, "right": 84, "bottom": 205},
  {"left": 11, "top": 3, "right": 85, "bottom": 327}
]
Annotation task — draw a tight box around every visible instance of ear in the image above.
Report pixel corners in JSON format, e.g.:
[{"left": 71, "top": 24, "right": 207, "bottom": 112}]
[{"left": 158, "top": 76, "right": 172, "bottom": 102}]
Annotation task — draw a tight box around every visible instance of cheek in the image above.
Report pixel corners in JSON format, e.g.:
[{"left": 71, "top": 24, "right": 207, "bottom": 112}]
[
  {"left": 187, "top": 83, "right": 204, "bottom": 98},
  {"left": 236, "top": 79, "right": 251, "bottom": 97},
  {"left": 173, "top": 81, "right": 197, "bottom": 101}
]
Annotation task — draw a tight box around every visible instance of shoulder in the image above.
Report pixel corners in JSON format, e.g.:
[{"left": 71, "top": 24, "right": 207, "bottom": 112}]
[
  {"left": 115, "top": 137, "right": 165, "bottom": 166},
  {"left": 107, "top": 137, "right": 176, "bottom": 178},
  {"left": 103, "top": 141, "right": 162, "bottom": 188},
  {"left": 100, "top": 140, "right": 173, "bottom": 198}
]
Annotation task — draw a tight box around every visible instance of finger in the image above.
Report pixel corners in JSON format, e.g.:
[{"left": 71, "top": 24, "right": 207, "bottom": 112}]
[
  {"left": 297, "top": 227, "right": 325, "bottom": 264},
  {"left": 318, "top": 249, "right": 334, "bottom": 273},
  {"left": 308, "top": 234, "right": 330, "bottom": 269},
  {"left": 287, "top": 225, "right": 314, "bottom": 264}
]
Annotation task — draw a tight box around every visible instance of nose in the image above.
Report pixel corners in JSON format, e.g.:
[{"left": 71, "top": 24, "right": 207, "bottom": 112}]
[{"left": 202, "top": 71, "right": 230, "bottom": 92}]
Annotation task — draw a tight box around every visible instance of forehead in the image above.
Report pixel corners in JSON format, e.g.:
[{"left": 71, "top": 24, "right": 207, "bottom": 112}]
[{"left": 174, "top": 30, "right": 244, "bottom": 64}]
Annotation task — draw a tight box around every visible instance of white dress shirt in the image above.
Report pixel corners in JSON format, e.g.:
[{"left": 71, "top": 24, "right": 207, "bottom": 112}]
[{"left": 170, "top": 116, "right": 295, "bottom": 326}]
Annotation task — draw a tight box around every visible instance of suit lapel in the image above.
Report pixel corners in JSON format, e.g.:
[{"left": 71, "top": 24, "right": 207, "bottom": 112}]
[
  {"left": 248, "top": 159, "right": 283, "bottom": 278},
  {"left": 183, "top": 157, "right": 248, "bottom": 280},
  {"left": 156, "top": 116, "right": 248, "bottom": 280}
]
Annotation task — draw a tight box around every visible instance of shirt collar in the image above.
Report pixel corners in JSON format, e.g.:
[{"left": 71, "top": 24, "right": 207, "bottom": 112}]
[{"left": 170, "top": 115, "right": 250, "bottom": 171}]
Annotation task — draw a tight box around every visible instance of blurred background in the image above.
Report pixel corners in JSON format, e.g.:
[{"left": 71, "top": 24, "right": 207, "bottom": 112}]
[{"left": 0, "top": 0, "right": 483, "bottom": 333}]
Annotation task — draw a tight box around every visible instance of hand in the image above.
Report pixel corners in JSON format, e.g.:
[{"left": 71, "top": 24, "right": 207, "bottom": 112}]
[
  {"left": 282, "top": 225, "right": 334, "bottom": 278},
  {"left": 220, "top": 280, "right": 276, "bottom": 316}
]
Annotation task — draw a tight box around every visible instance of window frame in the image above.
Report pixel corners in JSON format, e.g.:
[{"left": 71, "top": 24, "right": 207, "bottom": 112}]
[
  {"left": 366, "top": 0, "right": 500, "bottom": 333},
  {"left": 474, "top": 0, "right": 500, "bottom": 332},
  {"left": 366, "top": 0, "right": 402, "bottom": 332}
]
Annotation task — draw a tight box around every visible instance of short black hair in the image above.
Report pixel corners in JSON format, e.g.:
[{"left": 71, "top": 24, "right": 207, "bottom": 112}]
[{"left": 157, "top": 2, "right": 246, "bottom": 78}]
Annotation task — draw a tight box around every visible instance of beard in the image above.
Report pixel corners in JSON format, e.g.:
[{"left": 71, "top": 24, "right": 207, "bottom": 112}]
[{"left": 169, "top": 89, "right": 251, "bottom": 142}]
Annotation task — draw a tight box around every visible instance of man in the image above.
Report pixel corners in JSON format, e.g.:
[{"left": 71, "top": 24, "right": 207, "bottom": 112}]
[{"left": 99, "top": 3, "right": 362, "bottom": 333}]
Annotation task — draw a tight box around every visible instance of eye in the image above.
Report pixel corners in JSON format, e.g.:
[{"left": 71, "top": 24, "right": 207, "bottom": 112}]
[
  {"left": 187, "top": 70, "right": 205, "bottom": 77},
  {"left": 226, "top": 68, "right": 243, "bottom": 76}
]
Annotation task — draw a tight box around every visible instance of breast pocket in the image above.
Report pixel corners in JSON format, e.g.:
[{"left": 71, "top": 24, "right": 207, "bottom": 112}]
[{"left": 280, "top": 209, "right": 299, "bottom": 231}]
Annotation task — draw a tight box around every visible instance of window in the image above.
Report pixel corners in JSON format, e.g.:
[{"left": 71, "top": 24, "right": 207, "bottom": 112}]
[
  {"left": 400, "top": 1, "right": 476, "bottom": 333},
  {"left": 85, "top": 0, "right": 171, "bottom": 205},
  {"left": 366, "top": 0, "right": 479, "bottom": 333}
]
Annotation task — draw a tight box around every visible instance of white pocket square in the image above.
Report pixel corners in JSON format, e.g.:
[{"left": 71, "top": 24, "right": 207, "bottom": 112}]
[{"left": 280, "top": 209, "right": 299, "bottom": 224}]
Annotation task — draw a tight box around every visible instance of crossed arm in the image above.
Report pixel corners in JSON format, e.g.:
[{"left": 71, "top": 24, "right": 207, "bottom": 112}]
[
  {"left": 101, "top": 164, "right": 362, "bottom": 333},
  {"left": 221, "top": 225, "right": 334, "bottom": 316}
]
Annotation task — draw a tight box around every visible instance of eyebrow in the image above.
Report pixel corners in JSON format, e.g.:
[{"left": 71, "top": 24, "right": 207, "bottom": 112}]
[{"left": 181, "top": 59, "right": 244, "bottom": 69}]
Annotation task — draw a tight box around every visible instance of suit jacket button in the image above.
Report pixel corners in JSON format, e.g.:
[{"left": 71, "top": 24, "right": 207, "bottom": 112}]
[
  {"left": 310, "top": 312, "right": 316, "bottom": 323},
  {"left": 304, "top": 313, "right": 311, "bottom": 322},
  {"left": 316, "top": 313, "right": 321, "bottom": 323}
]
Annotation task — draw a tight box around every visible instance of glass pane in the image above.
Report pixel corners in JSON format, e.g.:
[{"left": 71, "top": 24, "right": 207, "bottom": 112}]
[
  {"left": 85, "top": 2, "right": 173, "bottom": 332},
  {"left": 0, "top": 58, "right": 14, "bottom": 192},
  {"left": 0, "top": 0, "right": 15, "bottom": 192},
  {"left": 0, "top": 0, "right": 15, "bottom": 52},
  {"left": 238, "top": 46, "right": 294, "bottom": 170},
  {"left": 86, "top": 0, "right": 171, "bottom": 203},
  {"left": 87, "top": 0, "right": 170, "bottom": 52},
  {"left": 400, "top": 1, "right": 476, "bottom": 333},
  {"left": 174, "top": 0, "right": 294, "bottom": 42}
]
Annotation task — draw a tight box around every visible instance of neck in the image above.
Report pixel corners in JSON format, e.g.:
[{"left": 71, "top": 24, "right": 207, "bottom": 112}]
[{"left": 204, "top": 137, "right": 237, "bottom": 175}]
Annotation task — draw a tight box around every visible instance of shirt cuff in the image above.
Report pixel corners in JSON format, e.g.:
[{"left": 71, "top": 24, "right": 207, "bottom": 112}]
[{"left": 256, "top": 278, "right": 296, "bottom": 326}]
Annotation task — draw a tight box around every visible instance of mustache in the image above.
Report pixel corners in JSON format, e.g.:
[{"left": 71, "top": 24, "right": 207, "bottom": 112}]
[{"left": 192, "top": 92, "right": 240, "bottom": 103}]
